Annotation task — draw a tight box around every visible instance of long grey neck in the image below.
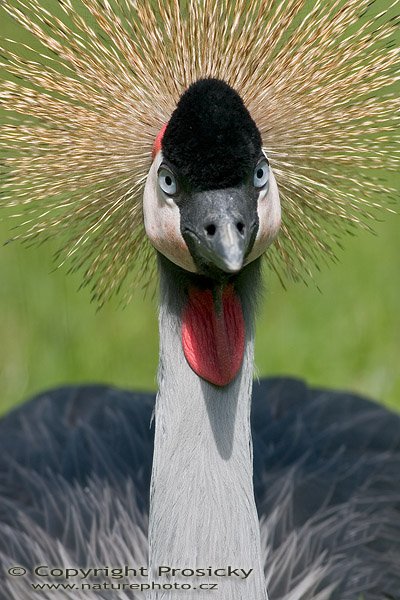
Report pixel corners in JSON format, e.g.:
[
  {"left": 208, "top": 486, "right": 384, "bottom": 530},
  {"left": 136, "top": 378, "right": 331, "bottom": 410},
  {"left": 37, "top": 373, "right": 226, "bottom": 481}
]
[{"left": 148, "top": 257, "right": 267, "bottom": 600}]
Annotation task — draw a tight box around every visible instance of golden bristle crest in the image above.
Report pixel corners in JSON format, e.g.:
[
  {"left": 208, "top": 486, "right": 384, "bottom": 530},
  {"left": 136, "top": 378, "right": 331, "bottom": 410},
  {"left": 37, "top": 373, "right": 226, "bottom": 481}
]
[{"left": 0, "top": 0, "right": 399, "bottom": 304}]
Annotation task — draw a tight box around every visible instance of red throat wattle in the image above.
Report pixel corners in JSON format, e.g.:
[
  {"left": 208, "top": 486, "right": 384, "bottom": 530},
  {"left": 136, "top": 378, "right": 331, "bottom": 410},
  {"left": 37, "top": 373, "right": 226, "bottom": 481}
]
[{"left": 182, "top": 285, "right": 245, "bottom": 387}]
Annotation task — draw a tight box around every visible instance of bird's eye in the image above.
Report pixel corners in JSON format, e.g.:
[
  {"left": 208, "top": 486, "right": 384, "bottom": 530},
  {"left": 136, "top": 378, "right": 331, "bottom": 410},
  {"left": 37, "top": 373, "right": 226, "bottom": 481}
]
[
  {"left": 158, "top": 167, "right": 178, "bottom": 196},
  {"left": 253, "top": 158, "right": 269, "bottom": 189}
]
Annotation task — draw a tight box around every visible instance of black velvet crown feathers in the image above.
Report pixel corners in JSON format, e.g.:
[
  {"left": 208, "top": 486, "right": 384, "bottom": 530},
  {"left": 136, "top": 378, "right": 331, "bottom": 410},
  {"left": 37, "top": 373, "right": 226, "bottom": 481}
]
[{"left": 162, "top": 79, "right": 262, "bottom": 191}]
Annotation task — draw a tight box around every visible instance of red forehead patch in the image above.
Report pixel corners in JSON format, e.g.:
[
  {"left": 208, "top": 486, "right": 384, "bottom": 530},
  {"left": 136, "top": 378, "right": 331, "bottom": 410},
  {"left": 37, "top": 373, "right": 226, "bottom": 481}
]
[{"left": 152, "top": 123, "right": 168, "bottom": 160}]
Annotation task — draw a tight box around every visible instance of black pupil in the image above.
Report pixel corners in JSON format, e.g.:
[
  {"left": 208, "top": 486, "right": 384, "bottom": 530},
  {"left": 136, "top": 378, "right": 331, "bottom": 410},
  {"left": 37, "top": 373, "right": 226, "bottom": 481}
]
[
  {"left": 165, "top": 175, "right": 172, "bottom": 186},
  {"left": 257, "top": 168, "right": 264, "bottom": 179}
]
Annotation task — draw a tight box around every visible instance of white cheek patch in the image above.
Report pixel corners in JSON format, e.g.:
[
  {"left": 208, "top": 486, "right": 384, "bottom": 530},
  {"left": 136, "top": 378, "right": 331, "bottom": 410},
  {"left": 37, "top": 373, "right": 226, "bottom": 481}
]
[
  {"left": 245, "top": 168, "right": 281, "bottom": 264},
  {"left": 143, "top": 151, "right": 197, "bottom": 273}
]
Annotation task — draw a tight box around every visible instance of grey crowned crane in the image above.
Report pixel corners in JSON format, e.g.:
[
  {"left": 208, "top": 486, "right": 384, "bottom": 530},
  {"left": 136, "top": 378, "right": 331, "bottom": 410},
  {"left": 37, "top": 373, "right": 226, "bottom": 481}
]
[{"left": 0, "top": 2, "right": 399, "bottom": 600}]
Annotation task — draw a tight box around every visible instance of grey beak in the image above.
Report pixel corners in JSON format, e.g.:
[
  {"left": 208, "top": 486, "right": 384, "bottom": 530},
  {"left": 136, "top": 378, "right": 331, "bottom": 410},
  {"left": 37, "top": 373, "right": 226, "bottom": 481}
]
[
  {"left": 201, "top": 220, "right": 246, "bottom": 273},
  {"left": 180, "top": 186, "right": 259, "bottom": 276}
]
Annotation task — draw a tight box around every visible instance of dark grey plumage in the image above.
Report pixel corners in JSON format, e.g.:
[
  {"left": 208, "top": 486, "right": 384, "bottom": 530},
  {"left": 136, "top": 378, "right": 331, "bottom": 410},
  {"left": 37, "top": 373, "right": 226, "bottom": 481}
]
[{"left": 0, "top": 379, "right": 399, "bottom": 600}]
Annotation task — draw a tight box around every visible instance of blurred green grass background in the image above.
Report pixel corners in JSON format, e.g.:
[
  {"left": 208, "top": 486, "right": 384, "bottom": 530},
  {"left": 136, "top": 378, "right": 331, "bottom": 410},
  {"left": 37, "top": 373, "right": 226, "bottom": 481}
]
[
  {"left": 1, "top": 215, "right": 399, "bottom": 415},
  {"left": 0, "top": 2, "right": 399, "bottom": 416}
]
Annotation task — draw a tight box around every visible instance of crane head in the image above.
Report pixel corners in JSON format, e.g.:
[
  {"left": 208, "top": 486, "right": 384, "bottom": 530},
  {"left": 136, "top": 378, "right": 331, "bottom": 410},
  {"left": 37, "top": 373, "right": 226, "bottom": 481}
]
[{"left": 143, "top": 79, "right": 281, "bottom": 280}]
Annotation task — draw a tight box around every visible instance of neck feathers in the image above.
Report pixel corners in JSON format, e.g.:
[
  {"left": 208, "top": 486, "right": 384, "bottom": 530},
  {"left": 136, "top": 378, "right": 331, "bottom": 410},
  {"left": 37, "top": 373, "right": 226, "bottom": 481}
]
[{"left": 148, "top": 257, "right": 267, "bottom": 599}]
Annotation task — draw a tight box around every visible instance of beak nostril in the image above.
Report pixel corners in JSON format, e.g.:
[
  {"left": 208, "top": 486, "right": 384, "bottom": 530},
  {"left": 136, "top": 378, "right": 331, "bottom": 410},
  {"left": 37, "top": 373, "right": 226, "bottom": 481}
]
[
  {"left": 205, "top": 224, "right": 216, "bottom": 237},
  {"left": 236, "top": 222, "right": 245, "bottom": 235}
]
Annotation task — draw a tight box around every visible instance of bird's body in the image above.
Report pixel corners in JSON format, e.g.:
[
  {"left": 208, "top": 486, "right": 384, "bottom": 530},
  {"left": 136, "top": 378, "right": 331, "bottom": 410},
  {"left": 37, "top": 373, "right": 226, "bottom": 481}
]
[
  {"left": 0, "top": 253, "right": 399, "bottom": 599},
  {"left": 0, "top": 379, "right": 399, "bottom": 600},
  {"left": 0, "top": 1, "right": 399, "bottom": 599}
]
